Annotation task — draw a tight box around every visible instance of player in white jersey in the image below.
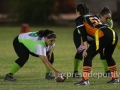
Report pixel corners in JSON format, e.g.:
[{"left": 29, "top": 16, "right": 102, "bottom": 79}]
[{"left": 4, "top": 29, "right": 61, "bottom": 81}]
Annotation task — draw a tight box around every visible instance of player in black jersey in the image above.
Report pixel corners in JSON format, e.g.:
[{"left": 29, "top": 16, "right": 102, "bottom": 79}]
[
  {"left": 84, "top": 7, "right": 113, "bottom": 77},
  {"left": 74, "top": 3, "right": 119, "bottom": 85},
  {"left": 73, "top": 4, "right": 112, "bottom": 77},
  {"left": 97, "top": 7, "right": 113, "bottom": 76},
  {"left": 72, "top": 11, "right": 85, "bottom": 78}
]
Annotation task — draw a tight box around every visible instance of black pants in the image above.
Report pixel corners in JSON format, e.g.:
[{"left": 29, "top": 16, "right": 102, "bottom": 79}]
[
  {"left": 73, "top": 28, "right": 105, "bottom": 60},
  {"left": 88, "top": 41, "right": 106, "bottom": 60},
  {"left": 13, "top": 36, "right": 54, "bottom": 67},
  {"left": 83, "top": 28, "right": 118, "bottom": 67},
  {"left": 73, "top": 29, "right": 83, "bottom": 60}
]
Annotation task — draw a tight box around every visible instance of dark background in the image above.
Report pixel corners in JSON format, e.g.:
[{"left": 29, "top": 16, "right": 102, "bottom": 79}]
[{"left": 0, "top": 0, "right": 120, "bottom": 26}]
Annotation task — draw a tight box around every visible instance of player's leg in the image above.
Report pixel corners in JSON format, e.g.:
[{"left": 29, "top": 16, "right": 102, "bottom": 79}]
[
  {"left": 4, "top": 36, "right": 29, "bottom": 81},
  {"left": 88, "top": 37, "right": 110, "bottom": 76},
  {"left": 79, "top": 30, "right": 119, "bottom": 84},
  {"left": 73, "top": 52, "right": 83, "bottom": 78},
  {"left": 74, "top": 40, "right": 99, "bottom": 85},
  {"left": 99, "top": 49, "right": 110, "bottom": 76},
  {"left": 74, "top": 34, "right": 113, "bottom": 85},
  {"left": 104, "top": 34, "right": 119, "bottom": 83},
  {"left": 73, "top": 29, "right": 83, "bottom": 77},
  {"left": 88, "top": 38, "right": 110, "bottom": 76},
  {"left": 45, "top": 52, "right": 55, "bottom": 80}
]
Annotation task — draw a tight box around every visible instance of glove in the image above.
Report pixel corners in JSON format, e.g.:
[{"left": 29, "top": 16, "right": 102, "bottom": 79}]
[{"left": 77, "top": 44, "right": 85, "bottom": 53}]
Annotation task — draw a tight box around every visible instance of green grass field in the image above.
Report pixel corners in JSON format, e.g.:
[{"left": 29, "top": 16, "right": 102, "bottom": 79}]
[{"left": 0, "top": 26, "right": 120, "bottom": 90}]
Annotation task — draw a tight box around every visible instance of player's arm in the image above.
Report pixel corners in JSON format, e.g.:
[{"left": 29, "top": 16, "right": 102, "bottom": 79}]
[
  {"left": 76, "top": 17, "right": 89, "bottom": 56},
  {"left": 36, "top": 45, "right": 59, "bottom": 75},
  {"left": 75, "top": 17, "right": 88, "bottom": 52},
  {"left": 38, "top": 55, "right": 59, "bottom": 75},
  {"left": 47, "top": 46, "right": 55, "bottom": 60},
  {"left": 48, "top": 44, "right": 55, "bottom": 55},
  {"left": 75, "top": 17, "right": 88, "bottom": 43},
  {"left": 49, "top": 46, "right": 54, "bottom": 53}
]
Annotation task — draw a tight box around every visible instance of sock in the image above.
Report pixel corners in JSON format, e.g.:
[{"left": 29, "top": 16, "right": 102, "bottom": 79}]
[
  {"left": 8, "top": 62, "right": 21, "bottom": 74},
  {"left": 45, "top": 64, "right": 52, "bottom": 73},
  {"left": 101, "top": 59, "right": 109, "bottom": 72},
  {"left": 74, "top": 59, "right": 82, "bottom": 72},
  {"left": 109, "top": 65, "right": 118, "bottom": 78},
  {"left": 83, "top": 66, "right": 91, "bottom": 80}
]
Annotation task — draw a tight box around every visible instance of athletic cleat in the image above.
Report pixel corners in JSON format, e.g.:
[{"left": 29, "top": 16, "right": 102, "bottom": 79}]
[
  {"left": 104, "top": 70, "right": 111, "bottom": 77},
  {"left": 107, "top": 78, "right": 119, "bottom": 84},
  {"left": 45, "top": 72, "right": 55, "bottom": 80},
  {"left": 4, "top": 73, "right": 16, "bottom": 82},
  {"left": 72, "top": 71, "right": 80, "bottom": 78},
  {"left": 74, "top": 77, "right": 90, "bottom": 85}
]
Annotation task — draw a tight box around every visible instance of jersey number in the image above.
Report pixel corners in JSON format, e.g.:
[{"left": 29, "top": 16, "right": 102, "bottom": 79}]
[
  {"left": 89, "top": 17, "right": 102, "bottom": 27},
  {"left": 29, "top": 33, "right": 38, "bottom": 37}
]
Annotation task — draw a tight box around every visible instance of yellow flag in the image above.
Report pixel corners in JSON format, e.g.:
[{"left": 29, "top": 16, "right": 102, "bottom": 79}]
[{"left": 95, "top": 30, "right": 99, "bottom": 50}]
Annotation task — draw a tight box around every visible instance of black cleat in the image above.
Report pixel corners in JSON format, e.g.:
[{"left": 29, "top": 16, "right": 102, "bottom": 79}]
[
  {"left": 74, "top": 77, "right": 90, "bottom": 85},
  {"left": 45, "top": 72, "right": 55, "bottom": 80},
  {"left": 4, "top": 73, "right": 16, "bottom": 82},
  {"left": 107, "top": 78, "right": 119, "bottom": 84},
  {"left": 72, "top": 71, "right": 80, "bottom": 78}
]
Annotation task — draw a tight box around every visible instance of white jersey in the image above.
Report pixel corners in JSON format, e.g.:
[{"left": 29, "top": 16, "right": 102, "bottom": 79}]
[{"left": 18, "top": 32, "right": 55, "bottom": 56}]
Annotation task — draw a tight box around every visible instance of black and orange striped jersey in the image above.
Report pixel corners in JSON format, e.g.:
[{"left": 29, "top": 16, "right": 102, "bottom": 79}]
[
  {"left": 83, "top": 14, "right": 102, "bottom": 28},
  {"left": 75, "top": 14, "right": 107, "bottom": 42}
]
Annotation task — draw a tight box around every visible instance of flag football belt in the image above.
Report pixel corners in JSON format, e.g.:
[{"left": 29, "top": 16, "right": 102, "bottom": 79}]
[
  {"left": 83, "top": 22, "right": 116, "bottom": 50},
  {"left": 95, "top": 26, "right": 116, "bottom": 50},
  {"left": 107, "top": 27, "right": 116, "bottom": 45}
]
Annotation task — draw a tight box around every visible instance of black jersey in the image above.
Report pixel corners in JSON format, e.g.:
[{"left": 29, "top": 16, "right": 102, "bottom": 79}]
[
  {"left": 75, "top": 14, "right": 107, "bottom": 42},
  {"left": 83, "top": 14, "right": 102, "bottom": 28},
  {"left": 75, "top": 16, "right": 88, "bottom": 42},
  {"left": 75, "top": 16, "right": 84, "bottom": 29}
]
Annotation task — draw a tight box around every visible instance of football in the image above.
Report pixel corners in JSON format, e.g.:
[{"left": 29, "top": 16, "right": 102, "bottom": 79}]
[{"left": 55, "top": 73, "right": 66, "bottom": 82}]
